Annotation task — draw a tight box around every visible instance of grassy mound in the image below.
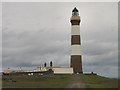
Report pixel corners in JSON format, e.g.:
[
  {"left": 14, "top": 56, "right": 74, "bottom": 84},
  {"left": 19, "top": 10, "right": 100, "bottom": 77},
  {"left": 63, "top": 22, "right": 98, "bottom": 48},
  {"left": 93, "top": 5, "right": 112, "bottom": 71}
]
[
  {"left": 2, "top": 74, "right": 119, "bottom": 88},
  {"left": 2, "top": 74, "right": 73, "bottom": 88},
  {"left": 81, "top": 74, "right": 118, "bottom": 88}
]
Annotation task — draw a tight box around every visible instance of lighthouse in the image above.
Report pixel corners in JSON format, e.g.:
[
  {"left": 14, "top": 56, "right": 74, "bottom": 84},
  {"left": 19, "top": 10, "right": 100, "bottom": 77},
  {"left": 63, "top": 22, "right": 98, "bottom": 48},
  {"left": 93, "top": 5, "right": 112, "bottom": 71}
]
[{"left": 70, "top": 7, "right": 83, "bottom": 74}]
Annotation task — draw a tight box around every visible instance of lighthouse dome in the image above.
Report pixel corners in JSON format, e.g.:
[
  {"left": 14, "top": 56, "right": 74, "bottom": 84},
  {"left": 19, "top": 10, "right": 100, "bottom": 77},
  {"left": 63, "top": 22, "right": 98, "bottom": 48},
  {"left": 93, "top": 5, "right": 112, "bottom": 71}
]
[{"left": 72, "top": 7, "right": 78, "bottom": 12}]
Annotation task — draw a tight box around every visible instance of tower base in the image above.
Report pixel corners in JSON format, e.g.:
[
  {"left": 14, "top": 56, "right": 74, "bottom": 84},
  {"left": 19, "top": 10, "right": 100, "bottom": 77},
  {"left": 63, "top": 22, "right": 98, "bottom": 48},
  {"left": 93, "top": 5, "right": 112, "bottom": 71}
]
[{"left": 70, "top": 55, "right": 83, "bottom": 73}]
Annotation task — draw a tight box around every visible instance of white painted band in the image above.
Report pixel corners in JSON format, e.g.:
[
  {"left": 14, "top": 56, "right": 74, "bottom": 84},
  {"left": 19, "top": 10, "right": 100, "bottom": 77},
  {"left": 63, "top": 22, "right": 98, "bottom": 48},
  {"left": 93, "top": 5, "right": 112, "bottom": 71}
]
[
  {"left": 71, "top": 45, "right": 81, "bottom": 55},
  {"left": 71, "top": 25, "right": 80, "bottom": 35}
]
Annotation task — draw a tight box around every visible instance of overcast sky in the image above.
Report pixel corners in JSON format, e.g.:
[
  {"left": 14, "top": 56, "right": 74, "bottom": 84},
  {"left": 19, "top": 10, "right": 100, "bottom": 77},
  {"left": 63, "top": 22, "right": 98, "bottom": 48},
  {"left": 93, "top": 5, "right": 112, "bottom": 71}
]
[{"left": 2, "top": 2, "right": 118, "bottom": 78}]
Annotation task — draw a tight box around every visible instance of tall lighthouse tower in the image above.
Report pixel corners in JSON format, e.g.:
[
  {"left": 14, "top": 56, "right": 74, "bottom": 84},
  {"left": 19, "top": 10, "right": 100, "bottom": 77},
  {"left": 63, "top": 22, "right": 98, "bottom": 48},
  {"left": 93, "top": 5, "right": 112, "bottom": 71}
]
[{"left": 70, "top": 7, "right": 83, "bottom": 74}]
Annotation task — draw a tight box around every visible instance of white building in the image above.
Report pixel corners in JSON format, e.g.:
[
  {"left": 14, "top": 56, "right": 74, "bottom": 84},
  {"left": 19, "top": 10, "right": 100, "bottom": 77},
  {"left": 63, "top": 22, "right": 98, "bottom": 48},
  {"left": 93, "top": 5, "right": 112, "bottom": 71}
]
[{"left": 53, "top": 67, "right": 73, "bottom": 74}]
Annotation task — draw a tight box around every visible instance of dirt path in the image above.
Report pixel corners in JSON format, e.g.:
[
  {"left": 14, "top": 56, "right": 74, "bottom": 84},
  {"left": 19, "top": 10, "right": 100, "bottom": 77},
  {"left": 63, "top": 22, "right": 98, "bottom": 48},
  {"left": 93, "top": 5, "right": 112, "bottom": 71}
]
[{"left": 65, "top": 74, "right": 86, "bottom": 88}]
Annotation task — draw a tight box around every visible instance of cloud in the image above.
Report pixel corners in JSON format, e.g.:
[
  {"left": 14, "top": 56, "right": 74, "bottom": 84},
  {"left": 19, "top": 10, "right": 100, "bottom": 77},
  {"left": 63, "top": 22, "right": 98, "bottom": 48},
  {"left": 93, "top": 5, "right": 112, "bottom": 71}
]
[
  {"left": 3, "top": 27, "right": 70, "bottom": 67},
  {"left": 2, "top": 2, "right": 118, "bottom": 78}
]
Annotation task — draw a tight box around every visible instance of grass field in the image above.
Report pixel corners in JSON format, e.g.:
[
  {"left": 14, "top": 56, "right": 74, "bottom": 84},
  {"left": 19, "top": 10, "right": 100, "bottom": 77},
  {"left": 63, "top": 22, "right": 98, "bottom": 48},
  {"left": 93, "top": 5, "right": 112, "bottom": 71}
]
[
  {"left": 2, "top": 74, "right": 119, "bottom": 88},
  {"left": 81, "top": 74, "right": 118, "bottom": 88},
  {"left": 2, "top": 74, "right": 73, "bottom": 88},
  {"left": 0, "top": 76, "right": 2, "bottom": 88}
]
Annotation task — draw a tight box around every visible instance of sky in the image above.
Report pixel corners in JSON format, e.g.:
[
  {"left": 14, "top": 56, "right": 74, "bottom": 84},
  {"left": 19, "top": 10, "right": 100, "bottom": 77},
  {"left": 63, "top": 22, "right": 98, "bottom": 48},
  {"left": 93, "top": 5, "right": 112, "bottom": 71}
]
[
  {"left": 2, "top": 2, "right": 118, "bottom": 78},
  {"left": 0, "top": 2, "right": 2, "bottom": 73}
]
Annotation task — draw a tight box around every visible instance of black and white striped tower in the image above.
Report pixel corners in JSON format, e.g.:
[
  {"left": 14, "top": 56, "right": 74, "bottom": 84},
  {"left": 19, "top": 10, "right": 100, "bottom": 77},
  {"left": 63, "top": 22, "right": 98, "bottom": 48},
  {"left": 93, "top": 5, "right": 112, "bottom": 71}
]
[{"left": 70, "top": 7, "right": 83, "bottom": 74}]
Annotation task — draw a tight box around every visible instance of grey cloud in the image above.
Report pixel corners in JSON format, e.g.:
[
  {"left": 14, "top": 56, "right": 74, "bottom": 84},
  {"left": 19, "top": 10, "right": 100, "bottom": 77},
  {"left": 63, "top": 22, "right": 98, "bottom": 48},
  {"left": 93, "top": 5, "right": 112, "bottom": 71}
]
[
  {"left": 82, "top": 40, "right": 117, "bottom": 56},
  {"left": 2, "top": 2, "right": 118, "bottom": 78}
]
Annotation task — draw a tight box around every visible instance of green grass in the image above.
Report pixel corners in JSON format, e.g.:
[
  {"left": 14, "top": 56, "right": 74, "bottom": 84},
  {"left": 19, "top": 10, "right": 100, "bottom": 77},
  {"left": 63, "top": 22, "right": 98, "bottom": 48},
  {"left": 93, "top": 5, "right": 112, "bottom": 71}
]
[
  {"left": 81, "top": 74, "right": 118, "bottom": 88},
  {"left": 2, "top": 74, "right": 73, "bottom": 88},
  {"left": 0, "top": 76, "right": 2, "bottom": 88},
  {"left": 2, "top": 74, "right": 119, "bottom": 88}
]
